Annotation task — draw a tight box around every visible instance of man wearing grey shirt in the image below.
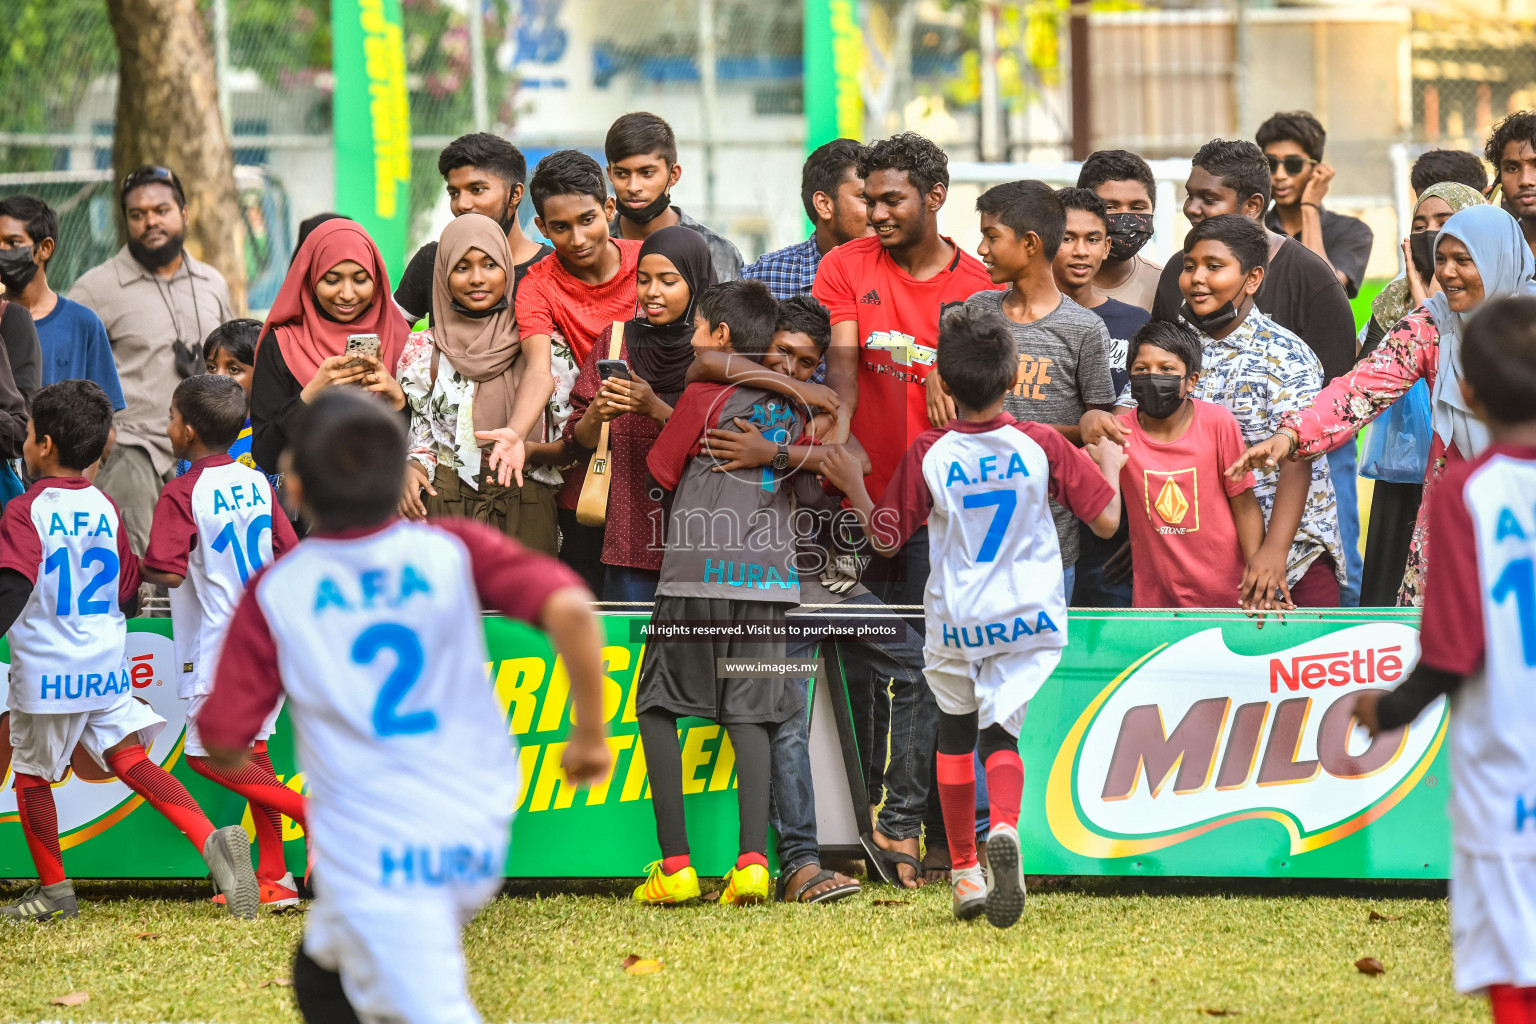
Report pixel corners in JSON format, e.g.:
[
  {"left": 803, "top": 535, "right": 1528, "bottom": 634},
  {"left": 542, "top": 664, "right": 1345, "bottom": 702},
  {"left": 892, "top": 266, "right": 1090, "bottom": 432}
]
[
  {"left": 69, "top": 167, "right": 233, "bottom": 553},
  {"left": 961, "top": 182, "right": 1116, "bottom": 595}
]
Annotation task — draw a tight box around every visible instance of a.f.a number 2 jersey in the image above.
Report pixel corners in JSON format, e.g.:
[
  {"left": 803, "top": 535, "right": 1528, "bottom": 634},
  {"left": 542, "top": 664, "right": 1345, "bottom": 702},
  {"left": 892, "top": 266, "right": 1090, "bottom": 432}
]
[
  {"left": 0, "top": 478, "right": 139, "bottom": 714},
  {"left": 197, "top": 518, "right": 584, "bottom": 889},
  {"left": 871, "top": 414, "right": 1114, "bottom": 661},
  {"left": 145, "top": 454, "right": 297, "bottom": 698}
]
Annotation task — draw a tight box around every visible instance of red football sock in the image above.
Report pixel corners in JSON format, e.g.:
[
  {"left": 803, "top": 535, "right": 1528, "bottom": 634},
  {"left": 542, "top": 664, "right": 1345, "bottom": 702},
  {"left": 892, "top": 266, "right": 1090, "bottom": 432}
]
[
  {"left": 107, "top": 745, "right": 214, "bottom": 853},
  {"left": 984, "top": 749, "right": 1024, "bottom": 831},
  {"left": 735, "top": 852, "right": 768, "bottom": 871},
  {"left": 1490, "top": 985, "right": 1535, "bottom": 1024},
  {"left": 14, "top": 773, "right": 65, "bottom": 885},
  {"left": 936, "top": 752, "right": 978, "bottom": 870},
  {"left": 188, "top": 743, "right": 307, "bottom": 883},
  {"left": 661, "top": 854, "right": 691, "bottom": 875}
]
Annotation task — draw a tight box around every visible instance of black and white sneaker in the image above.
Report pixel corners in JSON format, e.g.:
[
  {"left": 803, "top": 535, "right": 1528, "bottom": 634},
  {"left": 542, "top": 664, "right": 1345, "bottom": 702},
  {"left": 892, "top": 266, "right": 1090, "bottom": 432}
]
[
  {"left": 984, "top": 824, "right": 1026, "bottom": 929},
  {"left": 0, "top": 880, "right": 78, "bottom": 922}
]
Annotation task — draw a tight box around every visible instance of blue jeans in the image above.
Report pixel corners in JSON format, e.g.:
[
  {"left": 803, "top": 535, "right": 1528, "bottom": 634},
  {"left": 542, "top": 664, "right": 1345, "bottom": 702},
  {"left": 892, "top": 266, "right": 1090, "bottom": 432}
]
[
  {"left": 1327, "top": 445, "right": 1362, "bottom": 607},
  {"left": 604, "top": 564, "right": 659, "bottom": 604},
  {"left": 770, "top": 592, "right": 934, "bottom": 874}
]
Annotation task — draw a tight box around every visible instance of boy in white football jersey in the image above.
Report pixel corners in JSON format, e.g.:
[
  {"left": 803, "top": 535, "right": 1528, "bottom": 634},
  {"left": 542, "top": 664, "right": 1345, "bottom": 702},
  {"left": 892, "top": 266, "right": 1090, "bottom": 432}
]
[
  {"left": 143, "top": 374, "right": 303, "bottom": 908},
  {"left": 1356, "top": 295, "right": 1536, "bottom": 1023},
  {"left": 822, "top": 305, "right": 1124, "bottom": 928},
  {"left": 0, "top": 380, "right": 259, "bottom": 921},
  {"left": 198, "top": 390, "right": 611, "bottom": 1024}
]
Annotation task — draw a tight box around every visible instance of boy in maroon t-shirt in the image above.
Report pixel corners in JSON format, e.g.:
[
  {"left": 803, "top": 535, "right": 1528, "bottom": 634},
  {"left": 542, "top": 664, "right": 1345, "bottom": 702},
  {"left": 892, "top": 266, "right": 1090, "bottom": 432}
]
[{"left": 1116, "top": 321, "right": 1264, "bottom": 607}]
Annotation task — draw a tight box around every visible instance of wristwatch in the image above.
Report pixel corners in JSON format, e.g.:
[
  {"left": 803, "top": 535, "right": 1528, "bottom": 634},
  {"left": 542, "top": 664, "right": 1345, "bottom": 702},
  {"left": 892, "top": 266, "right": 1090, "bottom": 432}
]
[{"left": 771, "top": 443, "right": 791, "bottom": 471}]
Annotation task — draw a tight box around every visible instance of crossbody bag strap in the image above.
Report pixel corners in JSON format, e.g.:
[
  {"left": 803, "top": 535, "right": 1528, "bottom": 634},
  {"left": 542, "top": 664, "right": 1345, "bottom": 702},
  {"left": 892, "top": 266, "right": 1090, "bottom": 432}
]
[{"left": 590, "top": 322, "right": 626, "bottom": 473}]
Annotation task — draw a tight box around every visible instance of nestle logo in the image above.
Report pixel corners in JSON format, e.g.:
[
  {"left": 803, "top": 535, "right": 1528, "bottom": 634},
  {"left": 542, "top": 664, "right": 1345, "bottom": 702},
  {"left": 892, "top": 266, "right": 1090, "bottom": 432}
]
[
  {"left": 860, "top": 289, "right": 881, "bottom": 305},
  {"left": 1269, "top": 647, "right": 1405, "bottom": 693}
]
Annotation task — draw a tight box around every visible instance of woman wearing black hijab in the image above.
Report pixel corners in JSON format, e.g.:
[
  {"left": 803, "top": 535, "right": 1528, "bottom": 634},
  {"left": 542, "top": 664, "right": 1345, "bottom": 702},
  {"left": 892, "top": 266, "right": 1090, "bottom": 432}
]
[{"left": 563, "top": 226, "right": 716, "bottom": 602}]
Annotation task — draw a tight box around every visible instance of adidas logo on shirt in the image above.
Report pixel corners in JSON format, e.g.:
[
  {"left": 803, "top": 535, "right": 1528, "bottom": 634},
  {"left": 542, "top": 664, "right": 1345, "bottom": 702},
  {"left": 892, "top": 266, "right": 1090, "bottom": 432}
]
[{"left": 860, "top": 289, "right": 882, "bottom": 305}]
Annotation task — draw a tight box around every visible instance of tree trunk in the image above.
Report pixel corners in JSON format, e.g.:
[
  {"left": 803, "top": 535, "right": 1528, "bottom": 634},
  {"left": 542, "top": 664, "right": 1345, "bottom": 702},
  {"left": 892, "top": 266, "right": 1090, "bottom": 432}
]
[{"left": 105, "top": 0, "right": 247, "bottom": 313}]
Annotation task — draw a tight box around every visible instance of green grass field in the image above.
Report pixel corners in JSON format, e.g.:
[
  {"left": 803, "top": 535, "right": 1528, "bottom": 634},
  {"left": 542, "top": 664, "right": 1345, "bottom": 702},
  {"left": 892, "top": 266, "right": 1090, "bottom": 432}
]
[{"left": 0, "top": 875, "right": 1484, "bottom": 1024}]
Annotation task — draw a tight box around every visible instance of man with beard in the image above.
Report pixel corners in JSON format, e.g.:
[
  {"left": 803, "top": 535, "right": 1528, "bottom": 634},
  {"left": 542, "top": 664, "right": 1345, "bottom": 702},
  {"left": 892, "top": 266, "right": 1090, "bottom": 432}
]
[
  {"left": 1487, "top": 111, "right": 1536, "bottom": 256},
  {"left": 70, "top": 166, "right": 233, "bottom": 553},
  {"left": 605, "top": 112, "right": 743, "bottom": 282},
  {"left": 392, "top": 133, "right": 552, "bottom": 323}
]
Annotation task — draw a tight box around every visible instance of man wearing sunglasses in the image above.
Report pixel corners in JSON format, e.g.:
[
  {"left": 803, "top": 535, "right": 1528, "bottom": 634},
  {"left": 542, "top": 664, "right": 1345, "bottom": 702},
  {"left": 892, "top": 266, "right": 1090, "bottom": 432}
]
[
  {"left": 1257, "top": 111, "right": 1374, "bottom": 299},
  {"left": 69, "top": 165, "right": 233, "bottom": 554}
]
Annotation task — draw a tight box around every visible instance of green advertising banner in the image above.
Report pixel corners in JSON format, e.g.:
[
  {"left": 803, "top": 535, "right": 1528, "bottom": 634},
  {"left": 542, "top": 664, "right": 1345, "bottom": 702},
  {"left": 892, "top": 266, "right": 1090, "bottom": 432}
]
[
  {"left": 803, "top": 0, "right": 864, "bottom": 153},
  {"left": 331, "top": 0, "right": 411, "bottom": 275},
  {"left": 0, "top": 612, "right": 1449, "bottom": 880}
]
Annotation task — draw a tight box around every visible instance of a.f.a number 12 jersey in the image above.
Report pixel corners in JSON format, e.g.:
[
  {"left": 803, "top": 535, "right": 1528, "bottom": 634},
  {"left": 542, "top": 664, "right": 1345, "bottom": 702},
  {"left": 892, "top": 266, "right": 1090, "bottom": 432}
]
[{"left": 0, "top": 478, "right": 139, "bottom": 714}]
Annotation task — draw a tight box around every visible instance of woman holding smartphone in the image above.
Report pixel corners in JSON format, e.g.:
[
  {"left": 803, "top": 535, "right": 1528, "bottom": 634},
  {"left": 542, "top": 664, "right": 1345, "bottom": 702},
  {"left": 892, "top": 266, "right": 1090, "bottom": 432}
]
[
  {"left": 395, "top": 213, "right": 560, "bottom": 554},
  {"left": 562, "top": 226, "right": 716, "bottom": 602},
  {"left": 249, "top": 218, "right": 409, "bottom": 474}
]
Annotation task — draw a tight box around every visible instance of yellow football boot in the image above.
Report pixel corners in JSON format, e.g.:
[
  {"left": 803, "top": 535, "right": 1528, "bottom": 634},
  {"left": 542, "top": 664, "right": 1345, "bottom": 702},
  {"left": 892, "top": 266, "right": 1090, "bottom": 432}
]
[
  {"left": 632, "top": 861, "right": 700, "bottom": 904},
  {"left": 718, "top": 863, "right": 771, "bottom": 906}
]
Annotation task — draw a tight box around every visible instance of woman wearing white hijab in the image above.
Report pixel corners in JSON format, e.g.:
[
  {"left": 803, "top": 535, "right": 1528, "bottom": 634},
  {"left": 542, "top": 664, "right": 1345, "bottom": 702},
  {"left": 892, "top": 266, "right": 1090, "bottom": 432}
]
[{"left": 1229, "top": 204, "right": 1536, "bottom": 605}]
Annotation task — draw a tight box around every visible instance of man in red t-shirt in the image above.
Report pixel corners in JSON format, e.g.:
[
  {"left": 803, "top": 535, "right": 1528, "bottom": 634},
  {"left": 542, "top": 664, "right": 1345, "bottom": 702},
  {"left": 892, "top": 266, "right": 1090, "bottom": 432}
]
[
  {"left": 501, "top": 150, "right": 640, "bottom": 596},
  {"left": 813, "top": 131, "right": 998, "bottom": 883}
]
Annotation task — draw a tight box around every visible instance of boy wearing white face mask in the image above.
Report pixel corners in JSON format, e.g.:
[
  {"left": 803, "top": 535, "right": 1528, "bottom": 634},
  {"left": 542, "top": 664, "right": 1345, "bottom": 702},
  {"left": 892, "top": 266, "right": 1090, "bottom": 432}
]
[{"left": 1115, "top": 320, "right": 1264, "bottom": 608}]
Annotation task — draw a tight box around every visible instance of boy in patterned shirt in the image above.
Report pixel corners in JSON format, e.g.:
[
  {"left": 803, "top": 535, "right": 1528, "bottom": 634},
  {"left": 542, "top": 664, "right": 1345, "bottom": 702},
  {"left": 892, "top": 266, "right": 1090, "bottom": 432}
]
[
  {"left": 1355, "top": 296, "right": 1536, "bottom": 1023},
  {"left": 822, "top": 305, "right": 1124, "bottom": 928}
]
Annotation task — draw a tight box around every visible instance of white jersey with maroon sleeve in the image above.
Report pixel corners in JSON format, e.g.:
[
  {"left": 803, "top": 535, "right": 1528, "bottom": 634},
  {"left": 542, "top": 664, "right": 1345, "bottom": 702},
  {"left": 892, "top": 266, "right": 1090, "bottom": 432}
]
[
  {"left": 146, "top": 455, "right": 296, "bottom": 699},
  {"left": 0, "top": 479, "right": 138, "bottom": 714},
  {"left": 1419, "top": 446, "right": 1536, "bottom": 857},
  {"left": 202, "top": 517, "right": 585, "bottom": 894},
  {"left": 871, "top": 413, "right": 1114, "bottom": 662}
]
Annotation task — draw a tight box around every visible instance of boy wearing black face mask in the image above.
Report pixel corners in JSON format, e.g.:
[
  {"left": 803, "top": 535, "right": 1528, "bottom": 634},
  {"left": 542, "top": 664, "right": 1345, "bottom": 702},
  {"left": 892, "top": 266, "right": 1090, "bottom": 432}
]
[
  {"left": 1077, "top": 150, "right": 1163, "bottom": 312},
  {"left": 1115, "top": 320, "right": 1263, "bottom": 607},
  {"left": 1171, "top": 215, "right": 1343, "bottom": 610}
]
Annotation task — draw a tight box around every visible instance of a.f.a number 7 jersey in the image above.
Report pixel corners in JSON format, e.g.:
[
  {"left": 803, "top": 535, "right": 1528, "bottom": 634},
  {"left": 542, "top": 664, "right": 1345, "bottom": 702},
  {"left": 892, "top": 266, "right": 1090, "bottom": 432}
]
[
  {"left": 197, "top": 518, "right": 584, "bottom": 889},
  {"left": 0, "top": 478, "right": 139, "bottom": 714},
  {"left": 871, "top": 413, "right": 1114, "bottom": 661},
  {"left": 145, "top": 454, "right": 298, "bottom": 698}
]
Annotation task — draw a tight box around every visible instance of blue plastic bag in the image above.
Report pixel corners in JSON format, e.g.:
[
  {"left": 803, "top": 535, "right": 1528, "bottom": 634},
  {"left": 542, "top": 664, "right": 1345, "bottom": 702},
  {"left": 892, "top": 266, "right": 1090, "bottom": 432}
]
[{"left": 1359, "top": 379, "right": 1432, "bottom": 483}]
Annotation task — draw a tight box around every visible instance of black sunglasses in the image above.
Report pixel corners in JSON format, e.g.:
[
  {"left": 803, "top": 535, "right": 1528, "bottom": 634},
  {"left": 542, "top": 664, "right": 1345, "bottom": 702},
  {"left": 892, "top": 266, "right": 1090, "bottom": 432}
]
[{"left": 1266, "top": 154, "right": 1315, "bottom": 176}]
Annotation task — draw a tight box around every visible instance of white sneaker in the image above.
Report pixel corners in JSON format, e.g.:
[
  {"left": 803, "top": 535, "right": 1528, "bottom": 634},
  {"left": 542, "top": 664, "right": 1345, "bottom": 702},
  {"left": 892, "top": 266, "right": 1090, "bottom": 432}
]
[
  {"left": 984, "top": 823, "right": 1026, "bottom": 929},
  {"left": 950, "top": 864, "right": 987, "bottom": 921}
]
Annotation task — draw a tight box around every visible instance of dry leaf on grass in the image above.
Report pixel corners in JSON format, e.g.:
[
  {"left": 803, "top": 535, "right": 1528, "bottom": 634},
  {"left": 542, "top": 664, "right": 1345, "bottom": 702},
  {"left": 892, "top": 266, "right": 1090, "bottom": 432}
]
[
  {"left": 259, "top": 978, "right": 293, "bottom": 988},
  {"left": 871, "top": 899, "right": 909, "bottom": 906},
  {"left": 1200, "top": 1010, "right": 1239, "bottom": 1017},
  {"left": 136, "top": 931, "right": 161, "bottom": 940},
  {"left": 701, "top": 890, "right": 721, "bottom": 902},
  {"left": 51, "top": 992, "right": 89, "bottom": 1007},
  {"left": 621, "top": 954, "right": 663, "bottom": 975},
  {"left": 1368, "top": 911, "right": 1402, "bottom": 922},
  {"left": 1355, "top": 957, "right": 1386, "bottom": 976}
]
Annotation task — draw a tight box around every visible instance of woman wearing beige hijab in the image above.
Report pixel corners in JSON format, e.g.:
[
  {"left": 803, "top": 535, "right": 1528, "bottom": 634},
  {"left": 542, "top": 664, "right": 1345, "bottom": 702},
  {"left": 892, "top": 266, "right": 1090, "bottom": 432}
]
[{"left": 396, "top": 213, "right": 559, "bottom": 553}]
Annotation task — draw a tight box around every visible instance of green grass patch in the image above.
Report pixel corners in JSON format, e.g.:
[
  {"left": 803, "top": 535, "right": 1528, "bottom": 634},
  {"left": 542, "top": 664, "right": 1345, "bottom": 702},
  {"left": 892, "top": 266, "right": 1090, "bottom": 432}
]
[{"left": 0, "top": 875, "right": 1483, "bottom": 1023}]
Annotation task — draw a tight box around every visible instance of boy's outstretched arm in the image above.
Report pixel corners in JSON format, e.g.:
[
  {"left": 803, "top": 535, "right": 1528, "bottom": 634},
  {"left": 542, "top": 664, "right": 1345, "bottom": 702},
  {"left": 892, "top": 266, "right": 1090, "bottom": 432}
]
[
  {"left": 1081, "top": 437, "right": 1127, "bottom": 538},
  {"left": 1241, "top": 459, "right": 1310, "bottom": 611},
  {"left": 686, "top": 350, "right": 842, "bottom": 414},
  {"left": 819, "top": 446, "right": 906, "bottom": 558},
  {"left": 1229, "top": 489, "right": 1266, "bottom": 561},
  {"left": 538, "top": 587, "right": 612, "bottom": 783},
  {"left": 700, "top": 419, "right": 874, "bottom": 475}
]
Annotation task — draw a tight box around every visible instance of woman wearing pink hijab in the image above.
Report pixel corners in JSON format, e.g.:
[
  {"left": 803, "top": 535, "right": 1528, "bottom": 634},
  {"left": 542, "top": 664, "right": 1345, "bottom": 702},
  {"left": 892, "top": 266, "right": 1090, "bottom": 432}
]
[{"left": 249, "top": 218, "right": 410, "bottom": 473}]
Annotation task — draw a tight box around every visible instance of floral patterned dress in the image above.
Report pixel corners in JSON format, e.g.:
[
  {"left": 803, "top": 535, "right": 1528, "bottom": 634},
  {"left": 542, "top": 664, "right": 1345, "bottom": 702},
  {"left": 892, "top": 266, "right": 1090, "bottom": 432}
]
[{"left": 1279, "top": 306, "right": 1454, "bottom": 606}]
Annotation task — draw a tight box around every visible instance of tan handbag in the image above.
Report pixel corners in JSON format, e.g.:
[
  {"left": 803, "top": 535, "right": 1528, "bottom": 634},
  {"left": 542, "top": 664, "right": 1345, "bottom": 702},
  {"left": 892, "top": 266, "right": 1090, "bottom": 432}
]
[{"left": 574, "top": 322, "right": 625, "bottom": 527}]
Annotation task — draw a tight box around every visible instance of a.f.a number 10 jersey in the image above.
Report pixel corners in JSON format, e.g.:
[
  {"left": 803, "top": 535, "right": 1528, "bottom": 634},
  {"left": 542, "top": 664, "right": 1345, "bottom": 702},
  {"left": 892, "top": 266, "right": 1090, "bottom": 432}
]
[
  {"left": 146, "top": 455, "right": 297, "bottom": 698},
  {"left": 871, "top": 414, "right": 1114, "bottom": 662},
  {"left": 0, "top": 479, "right": 139, "bottom": 714}
]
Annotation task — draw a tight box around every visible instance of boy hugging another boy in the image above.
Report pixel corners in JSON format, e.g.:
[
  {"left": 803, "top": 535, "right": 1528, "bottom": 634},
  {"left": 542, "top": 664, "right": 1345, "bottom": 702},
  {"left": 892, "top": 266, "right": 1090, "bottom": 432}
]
[
  {"left": 2, "top": 381, "right": 259, "bottom": 921},
  {"left": 1117, "top": 320, "right": 1265, "bottom": 607},
  {"left": 635, "top": 280, "right": 823, "bottom": 907},
  {"left": 822, "top": 305, "right": 1124, "bottom": 929}
]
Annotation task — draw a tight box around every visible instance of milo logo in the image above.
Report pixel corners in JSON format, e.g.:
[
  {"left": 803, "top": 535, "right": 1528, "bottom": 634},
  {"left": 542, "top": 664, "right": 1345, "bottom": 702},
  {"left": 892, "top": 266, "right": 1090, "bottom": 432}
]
[{"left": 1046, "top": 625, "right": 1447, "bottom": 858}]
